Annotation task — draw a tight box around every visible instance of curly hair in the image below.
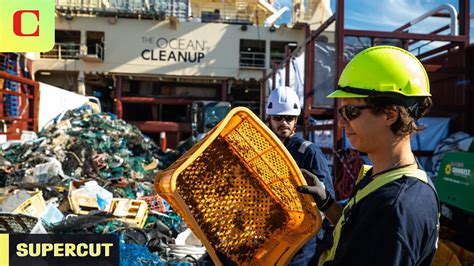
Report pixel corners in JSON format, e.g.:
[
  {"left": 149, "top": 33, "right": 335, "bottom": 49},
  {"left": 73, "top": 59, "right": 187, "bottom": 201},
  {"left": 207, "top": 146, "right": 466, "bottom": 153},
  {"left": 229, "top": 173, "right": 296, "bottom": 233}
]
[{"left": 365, "top": 97, "right": 432, "bottom": 137}]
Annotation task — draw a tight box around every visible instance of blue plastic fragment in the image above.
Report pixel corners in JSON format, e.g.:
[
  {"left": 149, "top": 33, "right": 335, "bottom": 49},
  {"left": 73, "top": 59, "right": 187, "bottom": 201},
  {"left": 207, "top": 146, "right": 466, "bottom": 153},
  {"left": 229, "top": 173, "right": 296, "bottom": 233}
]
[{"left": 120, "top": 243, "right": 164, "bottom": 266}]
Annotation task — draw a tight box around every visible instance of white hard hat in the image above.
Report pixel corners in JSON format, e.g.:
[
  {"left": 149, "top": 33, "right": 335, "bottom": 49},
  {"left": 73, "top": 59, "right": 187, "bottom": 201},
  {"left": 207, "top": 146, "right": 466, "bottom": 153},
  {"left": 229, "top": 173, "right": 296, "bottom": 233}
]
[{"left": 266, "top": 86, "right": 301, "bottom": 116}]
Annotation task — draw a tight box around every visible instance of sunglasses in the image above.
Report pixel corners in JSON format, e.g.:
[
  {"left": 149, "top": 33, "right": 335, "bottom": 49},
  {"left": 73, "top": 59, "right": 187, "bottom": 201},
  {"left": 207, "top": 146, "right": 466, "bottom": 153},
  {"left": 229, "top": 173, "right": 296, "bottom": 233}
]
[
  {"left": 271, "top": 115, "right": 297, "bottom": 122},
  {"left": 338, "top": 105, "right": 372, "bottom": 121}
]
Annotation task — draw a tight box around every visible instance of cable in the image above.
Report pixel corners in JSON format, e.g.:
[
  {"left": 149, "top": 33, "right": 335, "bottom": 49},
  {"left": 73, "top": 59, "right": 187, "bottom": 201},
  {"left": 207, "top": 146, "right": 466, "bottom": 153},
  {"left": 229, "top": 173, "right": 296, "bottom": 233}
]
[{"left": 332, "top": 148, "right": 364, "bottom": 200}]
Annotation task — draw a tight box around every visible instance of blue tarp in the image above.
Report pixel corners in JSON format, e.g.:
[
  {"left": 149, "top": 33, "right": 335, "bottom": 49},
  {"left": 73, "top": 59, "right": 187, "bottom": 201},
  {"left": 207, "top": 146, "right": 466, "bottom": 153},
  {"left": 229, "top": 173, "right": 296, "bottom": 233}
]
[{"left": 411, "top": 117, "right": 451, "bottom": 151}]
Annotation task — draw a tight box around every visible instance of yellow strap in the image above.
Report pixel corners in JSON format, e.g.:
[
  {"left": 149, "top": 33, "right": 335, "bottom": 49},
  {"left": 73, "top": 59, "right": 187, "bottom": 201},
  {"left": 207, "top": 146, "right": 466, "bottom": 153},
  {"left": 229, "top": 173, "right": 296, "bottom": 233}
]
[
  {"left": 356, "top": 168, "right": 427, "bottom": 200},
  {"left": 355, "top": 165, "right": 372, "bottom": 185},
  {"left": 318, "top": 167, "right": 428, "bottom": 266}
]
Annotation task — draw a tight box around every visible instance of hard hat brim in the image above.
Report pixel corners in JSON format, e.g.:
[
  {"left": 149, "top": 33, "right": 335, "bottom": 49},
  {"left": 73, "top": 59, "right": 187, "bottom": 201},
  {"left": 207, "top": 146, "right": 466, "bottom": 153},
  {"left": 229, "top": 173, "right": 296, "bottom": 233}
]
[{"left": 326, "top": 89, "right": 369, "bottom": 99}]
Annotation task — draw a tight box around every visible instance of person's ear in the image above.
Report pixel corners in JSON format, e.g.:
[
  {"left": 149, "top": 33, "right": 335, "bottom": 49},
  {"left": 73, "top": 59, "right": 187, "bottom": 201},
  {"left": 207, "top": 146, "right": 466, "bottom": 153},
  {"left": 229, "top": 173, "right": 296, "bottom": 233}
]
[{"left": 384, "top": 107, "right": 399, "bottom": 126}]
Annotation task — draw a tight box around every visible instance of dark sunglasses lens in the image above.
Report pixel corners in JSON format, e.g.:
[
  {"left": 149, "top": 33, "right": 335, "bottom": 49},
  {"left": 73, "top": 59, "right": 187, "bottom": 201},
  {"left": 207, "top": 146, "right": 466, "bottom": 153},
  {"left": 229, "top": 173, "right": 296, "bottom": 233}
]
[
  {"left": 339, "top": 106, "right": 361, "bottom": 121},
  {"left": 272, "top": 116, "right": 295, "bottom": 122}
]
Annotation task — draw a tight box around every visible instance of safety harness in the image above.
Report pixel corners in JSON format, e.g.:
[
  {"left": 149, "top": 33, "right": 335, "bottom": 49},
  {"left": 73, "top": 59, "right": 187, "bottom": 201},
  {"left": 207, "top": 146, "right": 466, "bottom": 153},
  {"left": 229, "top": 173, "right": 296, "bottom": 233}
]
[{"left": 318, "top": 166, "right": 439, "bottom": 265}]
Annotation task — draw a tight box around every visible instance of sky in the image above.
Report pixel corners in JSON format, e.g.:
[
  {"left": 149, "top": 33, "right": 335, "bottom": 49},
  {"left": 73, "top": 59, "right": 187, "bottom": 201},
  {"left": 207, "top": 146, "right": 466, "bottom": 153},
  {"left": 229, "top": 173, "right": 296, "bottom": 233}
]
[{"left": 274, "top": 0, "right": 474, "bottom": 44}]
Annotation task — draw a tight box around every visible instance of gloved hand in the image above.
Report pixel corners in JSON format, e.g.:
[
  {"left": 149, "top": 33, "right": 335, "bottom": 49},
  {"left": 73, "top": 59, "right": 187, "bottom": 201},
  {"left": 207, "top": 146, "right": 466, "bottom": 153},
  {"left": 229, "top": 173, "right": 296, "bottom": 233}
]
[{"left": 297, "top": 169, "right": 334, "bottom": 212}]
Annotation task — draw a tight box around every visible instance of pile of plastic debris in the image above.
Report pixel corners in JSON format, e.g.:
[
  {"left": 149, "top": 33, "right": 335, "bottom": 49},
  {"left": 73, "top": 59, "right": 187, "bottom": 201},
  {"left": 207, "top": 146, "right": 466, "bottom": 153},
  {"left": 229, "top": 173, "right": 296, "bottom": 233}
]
[{"left": 0, "top": 105, "right": 208, "bottom": 265}]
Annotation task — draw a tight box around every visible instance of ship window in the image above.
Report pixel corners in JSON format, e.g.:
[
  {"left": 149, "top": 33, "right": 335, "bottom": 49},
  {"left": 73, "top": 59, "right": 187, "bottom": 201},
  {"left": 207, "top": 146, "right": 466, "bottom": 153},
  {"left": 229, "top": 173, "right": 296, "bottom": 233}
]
[
  {"left": 40, "top": 30, "right": 81, "bottom": 60},
  {"left": 270, "top": 41, "right": 297, "bottom": 65},
  {"left": 86, "top": 31, "right": 105, "bottom": 61},
  {"left": 239, "top": 39, "right": 265, "bottom": 68}
]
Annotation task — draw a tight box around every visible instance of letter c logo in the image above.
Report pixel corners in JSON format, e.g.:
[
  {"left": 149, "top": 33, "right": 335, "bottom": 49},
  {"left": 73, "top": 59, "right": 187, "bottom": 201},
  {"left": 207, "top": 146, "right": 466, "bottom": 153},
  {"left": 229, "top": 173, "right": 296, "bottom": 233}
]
[{"left": 13, "top": 10, "right": 40, "bottom": 36}]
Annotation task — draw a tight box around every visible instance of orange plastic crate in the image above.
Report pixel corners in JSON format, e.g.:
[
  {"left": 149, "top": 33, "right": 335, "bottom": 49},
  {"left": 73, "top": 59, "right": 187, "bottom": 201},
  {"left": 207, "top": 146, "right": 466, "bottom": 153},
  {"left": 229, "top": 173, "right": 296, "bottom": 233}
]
[{"left": 156, "top": 107, "right": 322, "bottom": 265}]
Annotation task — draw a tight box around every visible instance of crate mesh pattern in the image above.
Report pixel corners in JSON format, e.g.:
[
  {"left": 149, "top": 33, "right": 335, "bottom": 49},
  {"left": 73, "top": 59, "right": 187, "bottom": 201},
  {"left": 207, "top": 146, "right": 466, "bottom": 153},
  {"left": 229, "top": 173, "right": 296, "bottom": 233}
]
[
  {"left": 177, "top": 138, "right": 289, "bottom": 262},
  {"left": 156, "top": 107, "right": 321, "bottom": 265}
]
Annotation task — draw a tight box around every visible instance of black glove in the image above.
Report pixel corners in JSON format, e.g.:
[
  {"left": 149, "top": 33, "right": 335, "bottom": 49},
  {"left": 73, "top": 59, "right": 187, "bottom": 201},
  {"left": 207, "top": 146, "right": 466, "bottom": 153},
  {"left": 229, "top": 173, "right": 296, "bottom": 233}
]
[{"left": 297, "top": 169, "right": 334, "bottom": 212}]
